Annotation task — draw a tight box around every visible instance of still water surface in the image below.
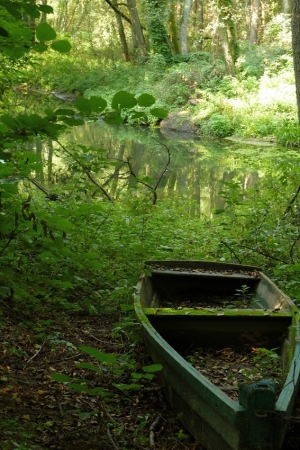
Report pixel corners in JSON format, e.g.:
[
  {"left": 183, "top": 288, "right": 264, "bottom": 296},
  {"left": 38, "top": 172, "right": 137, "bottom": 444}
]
[{"left": 33, "top": 120, "right": 295, "bottom": 216}]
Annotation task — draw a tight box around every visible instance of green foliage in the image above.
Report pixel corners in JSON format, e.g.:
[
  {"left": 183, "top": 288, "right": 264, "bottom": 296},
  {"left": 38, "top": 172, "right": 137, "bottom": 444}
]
[
  {"left": 275, "top": 119, "right": 300, "bottom": 146},
  {"left": 52, "top": 345, "right": 162, "bottom": 399},
  {"left": 202, "top": 113, "right": 235, "bottom": 137},
  {"left": 0, "top": 0, "right": 71, "bottom": 58}
]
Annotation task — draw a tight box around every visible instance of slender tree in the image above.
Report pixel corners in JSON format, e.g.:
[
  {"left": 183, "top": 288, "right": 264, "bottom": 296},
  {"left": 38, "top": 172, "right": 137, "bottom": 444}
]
[
  {"left": 291, "top": 0, "right": 300, "bottom": 123},
  {"left": 180, "top": 0, "right": 192, "bottom": 54},
  {"left": 248, "top": 0, "right": 261, "bottom": 43},
  {"left": 168, "top": 0, "right": 181, "bottom": 54},
  {"left": 127, "top": 0, "right": 148, "bottom": 56},
  {"left": 218, "top": 0, "right": 238, "bottom": 75},
  {"left": 112, "top": 0, "right": 130, "bottom": 61}
]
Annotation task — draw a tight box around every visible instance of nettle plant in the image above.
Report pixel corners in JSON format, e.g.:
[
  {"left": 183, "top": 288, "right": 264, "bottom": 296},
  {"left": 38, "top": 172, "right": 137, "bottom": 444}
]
[{"left": 52, "top": 346, "right": 162, "bottom": 418}]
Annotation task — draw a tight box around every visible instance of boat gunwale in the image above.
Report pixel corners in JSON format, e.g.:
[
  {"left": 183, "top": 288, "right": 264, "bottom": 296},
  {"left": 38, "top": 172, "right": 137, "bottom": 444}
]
[
  {"left": 143, "top": 307, "right": 294, "bottom": 317},
  {"left": 134, "top": 286, "right": 245, "bottom": 420},
  {"left": 149, "top": 268, "right": 261, "bottom": 280},
  {"left": 135, "top": 263, "right": 300, "bottom": 414}
]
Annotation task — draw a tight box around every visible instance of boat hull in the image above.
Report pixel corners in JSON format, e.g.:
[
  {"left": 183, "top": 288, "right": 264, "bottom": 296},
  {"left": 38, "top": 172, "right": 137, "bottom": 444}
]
[{"left": 134, "top": 261, "right": 300, "bottom": 450}]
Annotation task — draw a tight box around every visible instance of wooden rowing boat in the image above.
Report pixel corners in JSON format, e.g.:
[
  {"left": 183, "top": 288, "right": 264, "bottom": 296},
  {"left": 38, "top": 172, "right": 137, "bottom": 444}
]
[{"left": 134, "top": 260, "right": 300, "bottom": 450}]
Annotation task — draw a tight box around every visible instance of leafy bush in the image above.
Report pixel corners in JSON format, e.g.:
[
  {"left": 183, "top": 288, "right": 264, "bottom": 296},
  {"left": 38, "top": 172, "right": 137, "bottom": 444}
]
[
  {"left": 202, "top": 113, "right": 235, "bottom": 137},
  {"left": 275, "top": 119, "right": 300, "bottom": 146}
]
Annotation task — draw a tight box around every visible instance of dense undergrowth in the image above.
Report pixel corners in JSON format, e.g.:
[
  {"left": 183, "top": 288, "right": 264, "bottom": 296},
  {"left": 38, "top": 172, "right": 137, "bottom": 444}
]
[{"left": 24, "top": 14, "right": 300, "bottom": 146}]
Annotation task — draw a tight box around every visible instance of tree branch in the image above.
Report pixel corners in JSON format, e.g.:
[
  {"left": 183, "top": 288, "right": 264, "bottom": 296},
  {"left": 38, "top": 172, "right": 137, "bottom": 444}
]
[
  {"left": 103, "top": 0, "right": 132, "bottom": 25},
  {"left": 124, "top": 141, "right": 171, "bottom": 205},
  {"left": 55, "top": 140, "right": 113, "bottom": 203},
  {"left": 283, "top": 185, "right": 300, "bottom": 216}
]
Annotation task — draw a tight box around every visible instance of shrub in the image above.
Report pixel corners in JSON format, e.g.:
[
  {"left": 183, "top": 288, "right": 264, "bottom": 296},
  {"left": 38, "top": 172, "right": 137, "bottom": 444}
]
[{"left": 202, "top": 113, "right": 235, "bottom": 137}]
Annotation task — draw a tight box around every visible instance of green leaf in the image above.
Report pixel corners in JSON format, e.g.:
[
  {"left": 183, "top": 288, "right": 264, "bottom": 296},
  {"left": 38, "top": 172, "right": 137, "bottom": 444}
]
[
  {"left": 36, "top": 23, "right": 56, "bottom": 42},
  {"left": 55, "top": 109, "right": 75, "bottom": 116},
  {"left": 137, "top": 94, "right": 156, "bottom": 107},
  {"left": 68, "top": 383, "right": 88, "bottom": 392},
  {"left": 77, "top": 362, "right": 100, "bottom": 373},
  {"left": 0, "top": 27, "right": 9, "bottom": 38},
  {"left": 102, "top": 112, "right": 123, "bottom": 125},
  {"left": 89, "top": 96, "right": 107, "bottom": 113},
  {"left": 79, "top": 346, "right": 117, "bottom": 364},
  {"left": 0, "top": 286, "right": 11, "bottom": 298},
  {"left": 131, "top": 373, "right": 144, "bottom": 379},
  {"left": 51, "top": 373, "right": 73, "bottom": 382},
  {"left": 51, "top": 40, "right": 71, "bottom": 53},
  {"left": 150, "top": 108, "right": 168, "bottom": 119},
  {"left": 87, "top": 261, "right": 104, "bottom": 270},
  {"left": 23, "top": 4, "right": 41, "bottom": 18},
  {"left": 0, "top": 183, "right": 18, "bottom": 196},
  {"left": 38, "top": 5, "right": 54, "bottom": 14},
  {"left": 111, "top": 91, "right": 137, "bottom": 110},
  {"left": 1, "top": 114, "right": 19, "bottom": 131},
  {"left": 18, "top": 114, "right": 49, "bottom": 129},
  {"left": 49, "top": 217, "right": 73, "bottom": 231},
  {"left": 88, "top": 387, "right": 110, "bottom": 396},
  {"left": 3, "top": 3, "right": 22, "bottom": 19},
  {"left": 0, "top": 124, "right": 8, "bottom": 133},
  {"left": 143, "top": 373, "right": 154, "bottom": 380},
  {"left": 142, "top": 364, "right": 163, "bottom": 373},
  {"left": 34, "top": 42, "right": 48, "bottom": 53},
  {"left": 74, "top": 97, "right": 91, "bottom": 114},
  {"left": 112, "top": 383, "right": 141, "bottom": 390}
]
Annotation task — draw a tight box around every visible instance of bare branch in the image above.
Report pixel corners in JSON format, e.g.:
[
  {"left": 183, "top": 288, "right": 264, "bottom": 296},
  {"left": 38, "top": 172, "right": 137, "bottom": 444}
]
[{"left": 55, "top": 140, "right": 113, "bottom": 203}]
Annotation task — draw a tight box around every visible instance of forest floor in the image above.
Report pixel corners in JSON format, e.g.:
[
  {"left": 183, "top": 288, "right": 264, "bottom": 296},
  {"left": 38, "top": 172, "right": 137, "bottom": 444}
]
[
  {"left": 0, "top": 305, "right": 202, "bottom": 450},
  {"left": 1, "top": 304, "right": 300, "bottom": 450}
]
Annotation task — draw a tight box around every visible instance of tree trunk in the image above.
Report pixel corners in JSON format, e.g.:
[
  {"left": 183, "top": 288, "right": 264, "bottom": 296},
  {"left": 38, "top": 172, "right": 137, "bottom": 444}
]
[
  {"left": 291, "top": 0, "right": 300, "bottom": 124},
  {"left": 249, "top": 0, "right": 261, "bottom": 44},
  {"left": 168, "top": 0, "right": 180, "bottom": 54},
  {"left": 40, "top": 0, "right": 47, "bottom": 22},
  {"left": 127, "top": 0, "right": 148, "bottom": 56},
  {"left": 219, "top": 23, "right": 235, "bottom": 75},
  {"left": 146, "top": 0, "right": 174, "bottom": 62},
  {"left": 180, "top": 0, "right": 192, "bottom": 54},
  {"left": 112, "top": 0, "right": 130, "bottom": 61},
  {"left": 218, "top": 0, "right": 238, "bottom": 75},
  {"left": 283, "top": 0, "right": 290, "bottom": 14},
  {"left": 193, "top": 0, "right": 204, "bottom": 50}
]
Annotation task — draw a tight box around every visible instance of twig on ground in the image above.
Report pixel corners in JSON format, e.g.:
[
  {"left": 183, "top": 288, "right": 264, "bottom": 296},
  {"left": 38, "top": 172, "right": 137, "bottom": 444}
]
[
  {"left": 26, "top": 341, "right": 45, "bottom": 364},
  {"left": 107, "top": 424, "right": 119, "bottom": 450},
  {"left": 149, "top": 414, "right": 162, "bottom": 448}
]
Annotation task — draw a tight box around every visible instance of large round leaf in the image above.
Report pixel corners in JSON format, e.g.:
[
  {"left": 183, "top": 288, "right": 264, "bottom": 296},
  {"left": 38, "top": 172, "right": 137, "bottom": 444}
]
[
  {"left": 137, "top": 94, "right": 156, "bottom": 107},
  {"left": 103, "top": 112, "right": 124, "bottom": 125},
  {"left": 36, "top": 23, "right": 56, "bottom": 42},
  {"left": 111, "top": 91, "right": 137, "bottom": 110},
  {"left": 150, "top": 108, "right": 168, "bottom": 119},
  {"left": 51, "top": 40, "right": 71, "bottom": 53},
  {"left": 34, "top": 42, "right": 48, "bottom": 53},
  {"left": 89, "top": 96, "right": 107, "bottom": 113},
  {"left": 74, "top": 97, "right": 91, "bottom": 114}
]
